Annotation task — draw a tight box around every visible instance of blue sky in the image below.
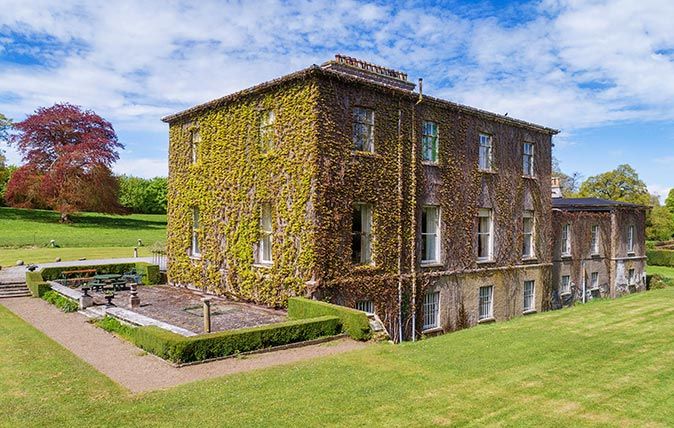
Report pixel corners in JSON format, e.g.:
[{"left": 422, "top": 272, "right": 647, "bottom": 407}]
[{"left": 0, "top": 0, "right": 673, "bottom": 199}]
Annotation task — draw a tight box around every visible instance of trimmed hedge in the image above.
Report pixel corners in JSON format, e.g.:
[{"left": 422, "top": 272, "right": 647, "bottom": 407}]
[
  {"left": 647, "top": 250, "right": 674, "bottom": 267},
  {"left": 288, "top": 297, "right": 371, "bottom": 341},
  {"left": 647, "top": 274, "right": 674, "bottom": 290},
  {"left": 96, "top": 314, "right": 341, "bottom": 364},
  {"left": 37, "top": 262, "right": 161, "bottom": 285},
  {"left": 42, "top": 290, "right": 79, "bottom": 312},
  {"left": 25, "top": 271, "right": 51, "bottom": 297}
]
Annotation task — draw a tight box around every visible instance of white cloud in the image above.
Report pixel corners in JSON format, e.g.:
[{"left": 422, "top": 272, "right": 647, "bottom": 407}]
[
  {"left": 113, "top": 157, "right": 168, "bottom": 179},
  {"left": 0, "top": 0, "right": 673, "bottom": 181}
]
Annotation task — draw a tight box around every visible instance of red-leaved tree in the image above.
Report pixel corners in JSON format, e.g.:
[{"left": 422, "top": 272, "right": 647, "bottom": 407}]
[{"left": 6, "top": 103, "right": 125, "bottom": 222}]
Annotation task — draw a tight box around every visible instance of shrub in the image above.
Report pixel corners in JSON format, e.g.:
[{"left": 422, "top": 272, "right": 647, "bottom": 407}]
[
  {"left": 647, "top": 274, "right": 674, "bottom": 290},
  {"left": 288, "top": 297, "right": 371, "bottom": 341},
  {"left": 25, "top": 270, "right": 51, "bottom": 297},
  {"left": 647, "top": 250, "right": 674, "bottom": 267},
  {"left": 42, "top": 290, "right": 79, "bottom": 312},
  {"left": 96, "top": 314, "right": 341, "bottom": 364}
]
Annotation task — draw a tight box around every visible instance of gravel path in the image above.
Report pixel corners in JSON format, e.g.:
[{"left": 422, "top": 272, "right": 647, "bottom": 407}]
[{"left": 1, "top": 297, "right": 368, "bottom": 393}]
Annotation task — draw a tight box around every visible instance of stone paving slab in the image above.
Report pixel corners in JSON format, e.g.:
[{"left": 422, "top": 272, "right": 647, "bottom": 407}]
[{"left": 0, "top": 297, "right": 368, "bottom": 393}]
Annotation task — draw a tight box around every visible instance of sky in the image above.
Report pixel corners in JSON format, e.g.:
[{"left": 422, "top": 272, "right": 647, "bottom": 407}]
[{"left": 0, "top": 0, "right": 673, "bottom": 200}]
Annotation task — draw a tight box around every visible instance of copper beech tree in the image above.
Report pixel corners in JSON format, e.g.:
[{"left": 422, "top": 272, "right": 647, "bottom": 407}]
[{"left": 5, "top": 103, "right": 124, "bottom": 222}]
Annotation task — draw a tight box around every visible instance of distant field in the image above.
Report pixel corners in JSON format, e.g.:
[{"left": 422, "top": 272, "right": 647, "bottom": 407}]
[{"left": 0, "top": 207, "right": 166, "bottom": 266}]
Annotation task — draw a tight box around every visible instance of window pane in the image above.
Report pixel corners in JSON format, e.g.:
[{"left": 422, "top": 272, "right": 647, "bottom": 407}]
[
  {"left": 353, "top": 108, "right": 374, "bottom": 152},
  {"left": 524, "top": 280, "right": 534, "bottom": 311},
  {"left": 423, "top": 291, "right": 440, "bottom": 330},
  {"left": 479, "top": 286, "right": 493, "bottom": 319},
  {"left": 352, "top": 204, "right": 372, "bottom": 264}
]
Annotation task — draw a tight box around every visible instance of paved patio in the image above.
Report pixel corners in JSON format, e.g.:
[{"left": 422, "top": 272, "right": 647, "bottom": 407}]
[{"left": 90, "top": 285, "right": 287, "bottom": 334}]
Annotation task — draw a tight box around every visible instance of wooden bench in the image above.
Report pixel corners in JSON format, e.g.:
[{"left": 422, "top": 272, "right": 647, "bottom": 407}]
[{"left": 60, "top": 269, "right": 97, "bottom": 287}]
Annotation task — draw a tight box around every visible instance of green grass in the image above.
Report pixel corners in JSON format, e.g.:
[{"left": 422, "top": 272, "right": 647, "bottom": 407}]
[
  {"left": 2, "top": 288, "right": 674, "bottom": 426},
  {"left": 0, "top": 207, "right": 165, "bottom": 266},
  {"left": 647, "top": 265, "right": 674, "bottom": 280}
]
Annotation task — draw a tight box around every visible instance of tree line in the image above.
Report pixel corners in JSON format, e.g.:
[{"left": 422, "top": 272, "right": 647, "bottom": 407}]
[{"left": 0, "top": 105, "right": 167, "bottom": 218}]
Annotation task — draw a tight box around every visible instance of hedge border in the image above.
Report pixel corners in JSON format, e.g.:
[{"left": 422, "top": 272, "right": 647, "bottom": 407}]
[
  {"left": 26, "top": 271, "right": 51, "bottom": 297},
  {"left": 647, "top": 249, "right": 674, "bottom": 267},
  {"left": 41, "top": 290, "right": 79, "bottom": 312},
  {"left": 287, "top": 297, "right": 371, "bottom": 341},
  {"left": 96, "top": 314, "right": 341, "bottom": 363}
]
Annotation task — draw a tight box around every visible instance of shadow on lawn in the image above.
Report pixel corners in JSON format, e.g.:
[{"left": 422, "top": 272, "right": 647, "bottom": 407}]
[{"left": 0, "top": 207, "right": 166, "bottom": 229}]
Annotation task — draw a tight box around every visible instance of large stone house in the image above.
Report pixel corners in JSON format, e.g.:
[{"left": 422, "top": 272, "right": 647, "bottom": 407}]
[
  {"left": 162, "top": 55, "right": 644, "bottom": 341},
  {"left": 551, "top": 181, "right": 648, "bottom": 306}
]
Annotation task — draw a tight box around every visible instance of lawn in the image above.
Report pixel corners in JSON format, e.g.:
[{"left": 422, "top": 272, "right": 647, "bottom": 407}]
[
  {"left": 0, "top": 207, "right": 165, "bottom": 266},
  {"left": 2, "top": 287, "right": 674, "bottom": 426},
  {"left": 646, "top": 265, "right": 674, "bottom": 280}
]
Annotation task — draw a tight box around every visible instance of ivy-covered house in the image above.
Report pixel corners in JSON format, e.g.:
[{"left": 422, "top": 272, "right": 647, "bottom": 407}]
[
  {"left": 550, "top": 185, "right": 648, "bottom": 306},
  {"left": 162, "top": 55, "right": 562, "bottom": 341}
]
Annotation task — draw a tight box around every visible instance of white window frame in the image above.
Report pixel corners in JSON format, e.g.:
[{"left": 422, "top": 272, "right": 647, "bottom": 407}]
[
  {"left": 523, "top": 280, "right": 535, "bottom": 313},
  {"left": 352, "top": 203, "right": 373, "bottom": 264},
  {"left": 590, "top": 272, "right": 599, "bottom": 290},
  {"left": 352, "top": 107, "right": 374, "bottom": 152},
  {"left": 191, "top": 207, "right": 201, "bottom": 258},
  {"left": 591, "top": 225, "right": 600, "bottom": 255},
  {"left": 356, "top": 299, "right": 374, "bottom": 315},
  {"left": 477, "top": 208, "right": 493, "bottom": 262},
  {"left": 258, "top": 203, "right": 273, "bottom": 264},
  {"left": 561, "top": 224, "right": 571, "bottom": 256},
  {"left": 628, "top": 268, "right": 635, "bottom": 285},
  {"left": 523, "top": 142, "right": 534, "bottom": 177},
  {"left": 522, "top": 210, "right": 535, "bottom": 258},
  {"left": 421, "top": 205, "right": 441, "bottom": 265},
  {"left": 478, "top": 133, "right": 493, "bottom": 171},
  {"left": 259, "top": 110, "right": 276, "bottom": 152},
  {"left": 422, "top": 290, "right": 440, "bottom": 330},
  {"left": 627, "top": 225, "right": 635, "bottom": 254},
  {"left": 478, "top": 285, "right": 494, "bottom": 321},
  {"left": 190, "top": 129, "right": 200, "bottom": 164},
  {"left": 561, "top": 275, "right": 571, "bottom": 294},
  {"left": 422, "top": 121, "right": 439, "bottom": 163}
]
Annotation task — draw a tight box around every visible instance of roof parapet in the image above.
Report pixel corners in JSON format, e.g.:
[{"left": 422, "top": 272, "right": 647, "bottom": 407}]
[{"left": 321, "top": 54, "right": 416, "bottom": 91}]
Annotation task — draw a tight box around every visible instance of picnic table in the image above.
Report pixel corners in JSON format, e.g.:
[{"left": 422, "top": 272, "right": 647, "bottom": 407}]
[
  {"left": 60, "top": 269, "right": 97, "bottom": 287},
  {"left": 89, "top": 274, "right": 128, "bottom": 292}
]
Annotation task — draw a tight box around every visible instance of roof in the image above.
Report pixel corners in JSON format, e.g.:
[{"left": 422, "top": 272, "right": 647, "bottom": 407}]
[
  {"left": 161, "top": 64, "right": 560, "bottom": 135},
  {"left": 552, "top": 197, "right": 648, "bottom": 211}
]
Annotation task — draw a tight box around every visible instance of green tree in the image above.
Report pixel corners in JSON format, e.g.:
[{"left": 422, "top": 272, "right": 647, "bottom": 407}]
[
  {"left": 552, "top": 156, "right": 582, "bottom": 197},
  {"left": 577, "top": 164, "right": 650, "bottom": 205},
  {"left": 0, "top": 164, "right": 17, "bottom": 206},
  {"left": 118, "top": 175, "right": 167, "bottom": 214},
  {"left": 646, "top": 205, "right": 674, "bottom": 241},
  {"left": 0, "top": 113, "right": 12, "bottom": 167}
]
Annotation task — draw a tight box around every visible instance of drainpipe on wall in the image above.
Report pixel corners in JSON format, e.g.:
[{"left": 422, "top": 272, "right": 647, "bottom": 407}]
[
  {"left": 397, "top": 100, "right": 404, "bottom": 344},
  {"left": 582, "top": 260, "right": 586, "bottom": 304},
  {"left": 410, "top": 78, "right": 423, "bottom": 342}
]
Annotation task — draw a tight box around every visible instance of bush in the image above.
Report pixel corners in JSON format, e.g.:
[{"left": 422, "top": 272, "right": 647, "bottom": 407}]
[
  {"left": 647, "top": 274, "right": 674, "bottom": 290},
  {"left": 96, "top": 314, "right": 341, "bottom": 364},
  {"left": 288, "top": 297, "right": 371, "bottom": 341},
  {"left": 42, "top": 290, "right": 79, "bottom": 312},
  {"left": 647, "top": 250, "right": 674, "bottom": 267},
  {"left": 25, "top": 270, "right": 51, "bottom": 297}
]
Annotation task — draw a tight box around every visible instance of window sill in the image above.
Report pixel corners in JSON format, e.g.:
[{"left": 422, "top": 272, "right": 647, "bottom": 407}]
[
  {"left": 590, "top": 253, "right": 601, "bottom": 258},
  {"left": 561, "top": 254, "right": 572, "bottom": 259},
  {"left": 421, "top": 262, "right": 443, "bottom": 268},
  {"left": 422, "top": 326, "right": 443, "bottom": 334},
  {"left": 479, "top": 169, "right": 497, "bottom": 174},
  {"left": 627, "top": 252, "right": 636, "bottom": 257},
  {"left": 523, "top": 309, "right": 537, "bottom": 315},
  {"left": 477, "top": 259, "right": 495, "bottom": 265},
  {"left": 478, "top": 317, "right": 495, "bottom": 324},
  {"left": 521, "top": 256, "right": 537, "bottom": 262},
  {"left": 422, "top": 161, "right": 439, "bottom": 167},
  {"left": 560, "top": 291, "right": 571, "bottom": 297},
  {"left": 522, "top": 175, "right": 537, "bottom": 180},
  {"left": 351, "top": 150, "right": 381, "bottom": 159},
  {"left": 189, "top": 255, "right": 202, "bottom": 261},
  {"left": 252, "top": 263, "right": 273, "bottom": 269}
]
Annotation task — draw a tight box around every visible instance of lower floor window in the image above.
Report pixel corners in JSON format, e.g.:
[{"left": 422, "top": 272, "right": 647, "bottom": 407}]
[
  {"left": 479, "top": 286, "right": 493, "bottom": 320},
  {"left": 423, "top": 291, "right": 440, "bottom": 330},
  {"left": 356, "top": 299, "right": 374, "bottom": 314},
  {"left": 628, "top": 268, "right": 635, "bottom": 284},
  {"left": 590, "top": 272, "right": 599, "bottom": 289},
  {"left": 523, "top": 280, "right": 534, "bottom": 312},
  {"left": 561, "top": 275, "right": 571, "bottom": 294}
]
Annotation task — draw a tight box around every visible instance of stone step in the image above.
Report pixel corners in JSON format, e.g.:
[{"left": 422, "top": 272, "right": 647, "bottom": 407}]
[
  {"left": 0, "top": 284, "right": 29, "bottom": 290},
  {"left": 0, "top": 289, "right": 31, "bottom": 298}
]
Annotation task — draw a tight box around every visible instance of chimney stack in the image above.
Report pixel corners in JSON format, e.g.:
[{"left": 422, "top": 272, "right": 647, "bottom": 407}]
[{"left": 321, "top": 55, "right": 416, "bottom": 91}]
